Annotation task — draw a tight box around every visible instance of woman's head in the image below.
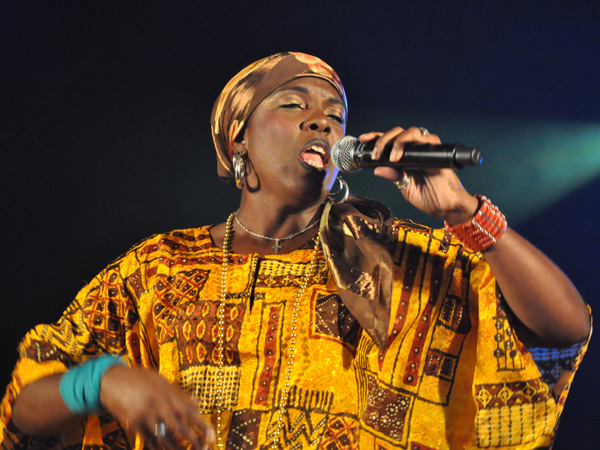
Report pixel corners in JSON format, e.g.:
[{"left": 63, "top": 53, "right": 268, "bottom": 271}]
[{"left": 211, "top": 52, "right": 347, "bottom": 187}]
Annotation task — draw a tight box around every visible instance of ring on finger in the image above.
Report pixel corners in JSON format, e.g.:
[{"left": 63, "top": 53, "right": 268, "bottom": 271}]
[
  {"left": 394, "top": 173, "right": 411, "bottom": 190},
  {"left": 417, "top": 127, "right": 429, "bottom": 136},
  {"left": 155, "top": 421, "right": 167, "bottom": 439}
]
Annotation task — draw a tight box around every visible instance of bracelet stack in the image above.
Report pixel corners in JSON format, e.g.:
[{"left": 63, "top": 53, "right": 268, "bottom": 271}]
[
  {"left": 444, "top": 195, "right": 507, "bottom": 252},
  {"left": 59, "top": 354, "right": 126, "bottom": 415}
]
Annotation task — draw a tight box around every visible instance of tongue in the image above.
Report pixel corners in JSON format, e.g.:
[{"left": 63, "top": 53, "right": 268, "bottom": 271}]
[{"left": 300, "top": 151, "right": 323, "bottom": 166}]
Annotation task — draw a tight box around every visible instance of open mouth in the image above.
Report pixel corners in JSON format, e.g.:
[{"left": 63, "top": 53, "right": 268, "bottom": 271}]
[{"left": 299, "top": 140, "right": 330, "bottom": 171}]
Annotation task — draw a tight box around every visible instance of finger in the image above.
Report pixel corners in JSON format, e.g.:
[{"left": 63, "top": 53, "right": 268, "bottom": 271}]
[
  {"left": 170, "top": 396, "right": 215, "bottom": 450},
  {"left": 373, "top": 166, "right": 409, "bottom": 183},
  {"left": 357, "top": 131, "right": 383, "bottom": 142},
  {"left": 389, "top": 127, "right": 441, "bottom": 162},
  {"left": 371, "top": 126, "right": 406, "bottom": 160},
  {"left": 160, "top": 429, "right": 182, "bottom": 450},
  {"left": 169, "top": 415, "right": 205, "bottom": 450},
  {"left": 190, "top": 416, "right": 216, "bottom": 450},
  {"left": 406, "top": 126, "right": 440, "bottom": 142},
  {"left": 139, "top": 421, "right": 161, "bottom": 450},
  {"left": 154, "top": 414, "right": 185, "bottom": 450}
]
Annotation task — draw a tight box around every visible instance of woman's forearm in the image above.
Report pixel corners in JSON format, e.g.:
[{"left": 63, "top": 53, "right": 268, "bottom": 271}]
[{"left": 11, "top": 373, "right": 80, "bottom": 436}]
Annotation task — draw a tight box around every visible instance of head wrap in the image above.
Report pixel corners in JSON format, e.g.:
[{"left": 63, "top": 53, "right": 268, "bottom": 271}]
[{"left": 210, "top": 51, "right": 347, "bottom": 186}]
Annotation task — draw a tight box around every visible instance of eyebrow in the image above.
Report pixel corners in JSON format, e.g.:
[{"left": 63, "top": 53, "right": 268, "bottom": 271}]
[{"left": 274, "top": 86, "right": 346, "bottom": 108}]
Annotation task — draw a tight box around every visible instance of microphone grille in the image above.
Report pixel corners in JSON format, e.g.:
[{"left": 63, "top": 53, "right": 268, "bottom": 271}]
[{"left": 332, "top": 136, "right": 361, "bottom": 173}]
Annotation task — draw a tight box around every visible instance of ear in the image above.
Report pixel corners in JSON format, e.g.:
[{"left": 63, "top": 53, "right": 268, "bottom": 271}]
[{"left": 231, "top": 138, "right": 247, "bottom": 157}]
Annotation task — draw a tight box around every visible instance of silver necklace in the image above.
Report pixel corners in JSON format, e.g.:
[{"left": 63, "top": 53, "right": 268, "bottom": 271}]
[
  {"left": 234, "top": 210, "right": 319, "bottom": 253},
  {"left": 216, "top": 211, "right": 321, "bottom": 448}
]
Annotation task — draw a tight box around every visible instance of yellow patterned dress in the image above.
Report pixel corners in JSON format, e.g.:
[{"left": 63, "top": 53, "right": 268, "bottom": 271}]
[{"left": 0, "top": 221, "right": 589, "bottom": 449}]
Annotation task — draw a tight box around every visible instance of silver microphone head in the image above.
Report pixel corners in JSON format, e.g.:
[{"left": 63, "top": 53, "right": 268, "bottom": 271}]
[{"left": 332, "top": 136, "right": 361, "bottom": 173}]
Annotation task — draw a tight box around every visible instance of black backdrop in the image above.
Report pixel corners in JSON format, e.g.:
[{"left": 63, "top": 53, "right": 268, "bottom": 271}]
[{"left": 2, "top": 2, "right": 599, "bottom": 448}]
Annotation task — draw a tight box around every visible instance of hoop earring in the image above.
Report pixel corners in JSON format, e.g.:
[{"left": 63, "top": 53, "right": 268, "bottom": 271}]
[
  {"left": 232, "top": 153, "right": 246, "bottom": 190},
  {"left": 328, "top": 176, "right": 349, "bottom": 203}
]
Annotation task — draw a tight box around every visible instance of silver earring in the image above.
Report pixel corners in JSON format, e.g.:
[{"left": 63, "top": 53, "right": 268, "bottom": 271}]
[
  {"left": 232, "top": 153, "right": 246, "bottom": 189},
  {"left": 328, "top": 176, "right": 349, "bottom": 203}
]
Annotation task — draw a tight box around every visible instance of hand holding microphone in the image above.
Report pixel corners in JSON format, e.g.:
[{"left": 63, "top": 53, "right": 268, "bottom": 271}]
[
  {"left": 331, "top": 135, "right": 482, "bottom": 173},
  {"left": 330, "top": 127, "right": 482, "bottom": 224}
]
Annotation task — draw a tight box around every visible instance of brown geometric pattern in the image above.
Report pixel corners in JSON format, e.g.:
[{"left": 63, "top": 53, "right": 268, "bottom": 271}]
[
  {"left": 153, "top": 269, "right": 210, "bottom": 345},
  {"left": 82, "top": 267, "right": 138, "bottom": 352},
  {"left": 362, "top": 374, "right": 412, "bottom": 444},
  {"left": 266, "top": 387, "right": 335, "bottom": 449},
  {"left": 492, "top": 294, "right": 524, "bottom": 372},
  {"left": 474, "top": 379, "right": 551, "bottom": 409},
  {"left": 227, "top": 409, "right": 261, "bottom": 450},
  {"left": 474, "top": 379, "right": 555, "bottom": 447},
  {"left": 176, "top": 300, "right": 246, "bottom": 368},
  {"left": 311, "top": 292, "right": 360, "bottom": 351},
  {"left": 319, "top": 416, "right": 359, "bottom": 450},
  {"left": 386, "top": 244, "right": 422, "bottom": 350},
  {"left": 254, "top": 304, "right": 283, "bottom": 406},
  {"left": 402, "top": 253, "right": 446, "bottom": 387},
  {"left": 416, "top": 293, "right": 471, "bottom": 404},
  {"left": 437, "top": 294, "right": 471, "bottom": 334},
  {"left": 423, "top": 348, "right": 458, "bottom": 382}
]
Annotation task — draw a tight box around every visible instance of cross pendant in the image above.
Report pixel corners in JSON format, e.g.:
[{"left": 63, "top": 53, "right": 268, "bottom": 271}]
[{"left": 272, "top": 239, "right": 282, "bottom": 253}]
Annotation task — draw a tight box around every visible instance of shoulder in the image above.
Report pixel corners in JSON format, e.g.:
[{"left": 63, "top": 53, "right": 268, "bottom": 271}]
[
  {"left": 125, "top": 226, "right": 214, "bottom": 255},
  {"left": 134, "top": 226, "right": 216, "bottom": 255},
  {"left": 101, "top": 225, "right": 217, "bottom": 275}
]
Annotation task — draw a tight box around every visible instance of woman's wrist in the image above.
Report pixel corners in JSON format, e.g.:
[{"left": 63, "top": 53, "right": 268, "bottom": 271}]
[
  {"left": 444, "top": 194, "right": 507, "bottom": 252},
  {"left": 59, "top": 354, "right": 126, "bottom": 415},
  {"left": 440, "top": 193, "right": 479, "bottom": 226}
]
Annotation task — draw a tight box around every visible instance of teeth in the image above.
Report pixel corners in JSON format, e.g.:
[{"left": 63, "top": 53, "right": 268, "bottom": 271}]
[
  {"left": 305, "top": 159, "right": 324, "bottom": 169},
  {"left": 310, "top": 145, "right": 326, "bottom": 155}
]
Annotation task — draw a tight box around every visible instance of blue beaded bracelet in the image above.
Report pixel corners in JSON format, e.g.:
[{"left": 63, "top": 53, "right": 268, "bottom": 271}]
[{"left": 59, "top": 354, "right": 126, "bottom": 415}]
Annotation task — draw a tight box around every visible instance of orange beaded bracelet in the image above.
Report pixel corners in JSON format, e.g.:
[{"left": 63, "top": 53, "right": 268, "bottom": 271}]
[{"left": 444, "top": 195, "right": 507, "bottom": 252}]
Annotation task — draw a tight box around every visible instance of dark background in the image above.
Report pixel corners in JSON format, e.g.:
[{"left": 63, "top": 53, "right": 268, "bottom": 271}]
[{"left": 1, "top": 1, "right": 599, "bottom": 447}]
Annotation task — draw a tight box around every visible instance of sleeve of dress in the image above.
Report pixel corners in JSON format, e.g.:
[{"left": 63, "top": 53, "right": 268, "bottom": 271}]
[
  {"left": 469, "top": 253, "right": 592, "bottom": 447},
  {"left": 0, "top": 235, "right": 156, "bottom": 448}
]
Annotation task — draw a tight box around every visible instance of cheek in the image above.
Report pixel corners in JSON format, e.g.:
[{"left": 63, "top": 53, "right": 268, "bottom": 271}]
[
  {"left": 252, "top": 110, "right": 296, "bottom": 143},
  {"left": 245, "top": 112, "right": 294, "bottom": 165}
]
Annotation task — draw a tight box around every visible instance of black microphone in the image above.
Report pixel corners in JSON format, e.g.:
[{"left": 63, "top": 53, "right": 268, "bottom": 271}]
[{"left": 331, "top": 136, "right": 482, "bottom": 173}]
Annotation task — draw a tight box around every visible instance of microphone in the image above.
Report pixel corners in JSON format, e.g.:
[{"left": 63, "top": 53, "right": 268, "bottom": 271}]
[{"left": 331, "top": 135, "right": 482, "bottom": 173}]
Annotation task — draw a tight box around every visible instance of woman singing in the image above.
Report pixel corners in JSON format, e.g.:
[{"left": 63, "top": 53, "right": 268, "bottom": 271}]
[{"left": 1, "top": 52, "right": 590, "bottom": 449}]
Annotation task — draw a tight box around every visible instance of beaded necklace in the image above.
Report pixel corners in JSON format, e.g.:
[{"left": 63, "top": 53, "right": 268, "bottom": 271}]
[{"left": 216, "top": 212, "right": 321, "bottom": 449}]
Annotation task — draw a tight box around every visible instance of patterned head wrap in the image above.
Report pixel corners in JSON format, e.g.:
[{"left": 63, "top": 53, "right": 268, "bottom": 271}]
[{"left": 210, "top": 51, "right": 347, "bottom": 186}]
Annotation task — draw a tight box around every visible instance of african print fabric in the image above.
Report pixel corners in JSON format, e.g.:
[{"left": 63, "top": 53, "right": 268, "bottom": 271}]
[{"left": 0, "top": 221, "right": 589, "bottom": 449}]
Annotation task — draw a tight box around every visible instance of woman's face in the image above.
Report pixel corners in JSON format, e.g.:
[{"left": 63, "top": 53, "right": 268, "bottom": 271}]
[{"left": 237, "top": 77, "right": 347, "bottom": 203}]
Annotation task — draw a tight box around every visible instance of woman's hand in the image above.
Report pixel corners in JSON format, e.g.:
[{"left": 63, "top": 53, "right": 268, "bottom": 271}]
[
  {"left": 360, "top": 127, "right": 590, "bottom": 348},
  {"left": 100, "top": 365, "right": 215, "bottom": 450},
  {"left": 359, "top": 127, "right": 478, "bottom": 224}
]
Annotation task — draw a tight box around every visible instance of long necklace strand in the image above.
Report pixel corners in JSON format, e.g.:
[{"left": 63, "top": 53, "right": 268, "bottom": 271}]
[
  {"left": 234, "top": 210, "right": 319, "bottom": 253},
  {"left": 216, "top": 212, "right": 235, "bottom": 449},
  {"left": 272, "top": 235, "right": 320, "bottom": 449},
  {"left": 216, "top": 212, "right": 320, "bottom": 449}
]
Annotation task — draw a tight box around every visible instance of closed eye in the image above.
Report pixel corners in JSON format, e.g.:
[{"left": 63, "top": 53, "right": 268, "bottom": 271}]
[
  {"left": 280, "top": 103, "right": 303, "bottom": 109},
  {"left": 329, "top": 114, "right": 346, "bottom": 125}
]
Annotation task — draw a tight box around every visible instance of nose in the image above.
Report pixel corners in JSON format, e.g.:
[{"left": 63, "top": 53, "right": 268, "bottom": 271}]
[{"left": 301, "top": 110, "right": 331, "bottom": 134}]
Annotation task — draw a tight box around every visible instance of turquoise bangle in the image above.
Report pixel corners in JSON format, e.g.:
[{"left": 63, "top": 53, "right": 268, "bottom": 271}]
[{"left": 59, "top": 354, "right": 126, "bottom": 415}]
